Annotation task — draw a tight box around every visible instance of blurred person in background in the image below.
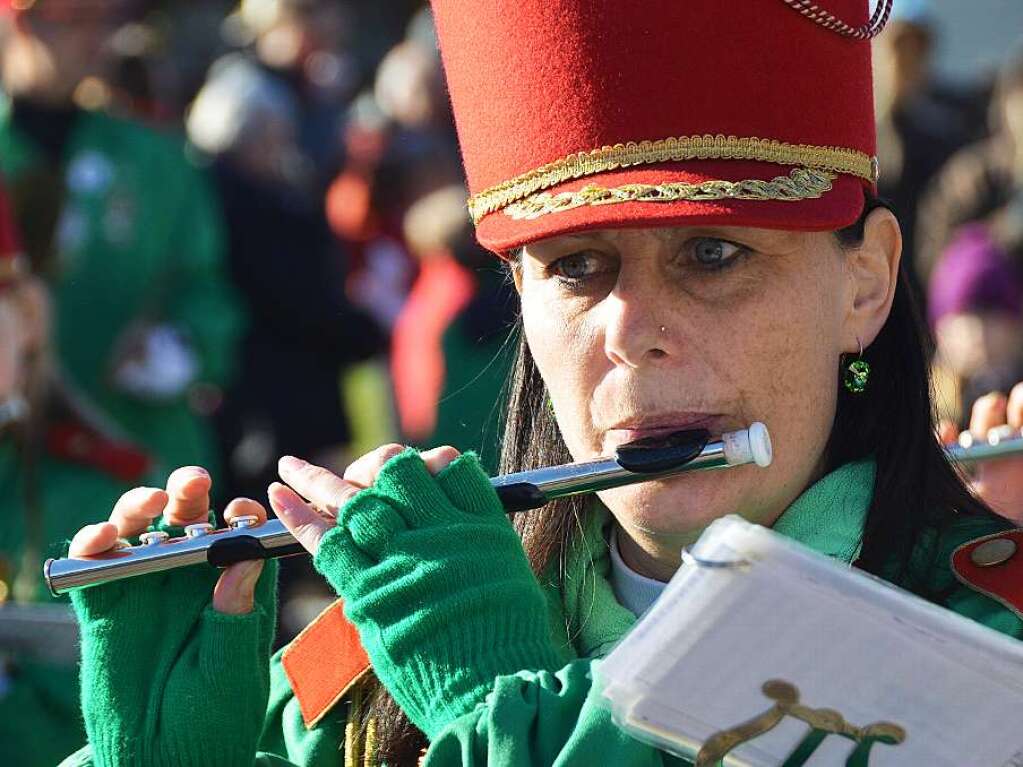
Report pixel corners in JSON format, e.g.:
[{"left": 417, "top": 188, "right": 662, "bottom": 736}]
[
  {"left": 102, "top": 19, "right": 172, "bottom": 124},
  {"left": 0, "top": 0, "right": 243, "bottom": 475},
  {"left": 187, "top": 55, "right": 387, "bottom": 641},
  {"left": 325, "top": 8, "right": 464, "bottom": 456},
  {"left": 930, "top": 225, "right": 1023, "bottom": 526},
  {"left": 0, "top": 179, "right": 153, "bottom": 766},
  {"left": 930, "top": 225, "right": 1023, "bottom": 428},
  {"left": 873, "top": 0, "right": 987, "bottom": 303},
  {"left": 222, "top": 0, "right": 360, "bottom": 189},
  {"left": 393, "top": 184, "right": 518, "bottom": 472},
  {"left": 917, "top": 42, "right": 1023, "bottom": 281},
  {"left": 144, "top": 1, "right": 236, "bottom": 123},
  {"left": 327, "top": 9, "right": 459, "bottom": 309},
  {"left": 186, "top": 54, "right": 386, "bottom": 512}
]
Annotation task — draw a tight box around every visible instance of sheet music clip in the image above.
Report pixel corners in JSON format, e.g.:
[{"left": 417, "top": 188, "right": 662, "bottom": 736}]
[
  {"left": 600, "top": 515, "right": 1023, "bottom": 766},
  {"left": 680, "top": 546, "right": 752, "bottom": 571}
]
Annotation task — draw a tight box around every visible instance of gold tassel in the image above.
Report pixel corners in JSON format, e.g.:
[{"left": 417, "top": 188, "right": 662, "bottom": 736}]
[
  {"left": 344, "top": 684, "right": 364, "bottom": 767},
  {"left": 363, "top": 717, "right": 378, "bottom": 767}
]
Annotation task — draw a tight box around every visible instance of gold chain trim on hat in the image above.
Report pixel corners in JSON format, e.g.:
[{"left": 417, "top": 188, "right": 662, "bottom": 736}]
[
  {"left": 503, "top": 168, "right": 836, "bottom": 221},
  {"left": 467, "top": 135, "right": 875, "bottom": 224}
]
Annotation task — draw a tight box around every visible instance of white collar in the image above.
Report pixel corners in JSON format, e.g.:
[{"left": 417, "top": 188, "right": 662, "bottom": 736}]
[{"left": 608, "top": 527, "right": 669, "bottom": 617}]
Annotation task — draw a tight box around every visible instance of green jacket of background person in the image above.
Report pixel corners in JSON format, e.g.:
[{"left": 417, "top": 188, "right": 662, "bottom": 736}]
[
  {"left": 55, "top": 459, "right": 1023, "bottom": 767},
  {"left": 0, "top": 96, "right": 243, "bottom": 473},
  {"left": 0, "top": 409, "right": 152, "bottom": 767}
]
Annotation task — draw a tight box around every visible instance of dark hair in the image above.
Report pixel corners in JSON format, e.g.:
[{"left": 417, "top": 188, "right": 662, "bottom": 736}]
[
  {"left": 361, "top": 194, "right": 997, "bottom": 763},
  {"left": 828, "top": 196, "right": 996, "bottom": 577}
]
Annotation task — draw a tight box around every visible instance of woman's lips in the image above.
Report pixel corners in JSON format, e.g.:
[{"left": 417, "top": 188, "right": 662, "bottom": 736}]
[{"left": 603, "top": 414, "right": 729, "bottom": 449}]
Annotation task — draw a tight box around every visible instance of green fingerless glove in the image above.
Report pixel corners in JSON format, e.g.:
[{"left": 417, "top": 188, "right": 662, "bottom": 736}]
[
  {"left": 312, "top": 449, "right": 562, "bottom": 738},
  {"left": 69, "top": 518, "right": 278, "bottom": 767}
]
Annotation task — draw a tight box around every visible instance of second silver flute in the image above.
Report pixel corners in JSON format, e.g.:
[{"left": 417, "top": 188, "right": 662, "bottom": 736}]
[
  {"left": 945, "top": 427, "right": 1023, "bottom": 464},
  {"left": 45, "top": 423, "right": 772, "bottom": 596}
]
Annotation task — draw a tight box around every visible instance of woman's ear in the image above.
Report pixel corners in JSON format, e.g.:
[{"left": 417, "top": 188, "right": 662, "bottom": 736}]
[
  {"left": 509, "top": 257, "right": 524, "bottom": 294},
  {"left": 843, "top": 207, "right": 902, "bottom": 352}
]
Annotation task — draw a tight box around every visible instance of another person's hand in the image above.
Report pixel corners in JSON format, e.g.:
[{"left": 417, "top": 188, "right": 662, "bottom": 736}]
[
  {"left": 940, "top": 385, "right": 1023, "bottom": 525},
  {"left": 67, "top": 468, "right": 277, "bottom": 767},
  {"left": 270, "top": 444, "right": 562, "bottom": 738}
]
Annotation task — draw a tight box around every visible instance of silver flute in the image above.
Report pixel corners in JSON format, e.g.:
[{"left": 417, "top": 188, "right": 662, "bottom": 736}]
[
  {"left": 946, "top": 426, "right": 1023, "bottom": 464},
  {"left": 44, "top": 423, "right": 773, "bottom": 596}
]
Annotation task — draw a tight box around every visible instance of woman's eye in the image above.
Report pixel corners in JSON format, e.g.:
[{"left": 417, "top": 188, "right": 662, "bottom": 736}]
[
  {"left": 550, "top": 251, "right": 603, "bottom": 280},
  {"left": 690, "top": 238, "right": 745, "bottom": 269}
]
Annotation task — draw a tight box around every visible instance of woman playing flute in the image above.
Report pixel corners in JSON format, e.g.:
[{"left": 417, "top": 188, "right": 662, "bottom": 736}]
[{"left": 60, "top": 1, "right": 1023, "bottom": 765}]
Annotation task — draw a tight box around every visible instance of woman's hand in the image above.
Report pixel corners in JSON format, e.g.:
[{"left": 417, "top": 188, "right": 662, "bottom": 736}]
[
  {"left": 270, "top": 444, "right": 563, "bottom": 739},
  {"left": 68, "top": 466, "right": 268, "bottom": 613},
  {"left": 267, "top": 443, "right": 460, "bottom": 555},
  {"left": 67, "top": 467, "right": 277, "bottom": 767},
  {"left": 940, "top": 385, "right": 1023, "bottom": 525}
]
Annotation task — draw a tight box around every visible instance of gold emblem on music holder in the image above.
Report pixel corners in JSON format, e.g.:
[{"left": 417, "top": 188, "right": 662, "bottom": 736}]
[{"left": 696, "top": 680, "right": 906, "bottom": 767}]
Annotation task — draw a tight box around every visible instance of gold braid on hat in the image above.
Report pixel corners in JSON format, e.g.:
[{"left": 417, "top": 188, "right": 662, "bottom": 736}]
[{"left": 467, "top": 134, "right": 877, "bottom": 224}]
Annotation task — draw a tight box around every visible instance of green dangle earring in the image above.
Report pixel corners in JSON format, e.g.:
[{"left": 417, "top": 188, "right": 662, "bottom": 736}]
[{"left": 843, "top": 338, "right": 870, "bottom": 394}]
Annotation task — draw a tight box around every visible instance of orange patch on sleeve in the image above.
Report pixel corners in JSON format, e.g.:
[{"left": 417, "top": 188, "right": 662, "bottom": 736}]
[
  {"left": 281, "top": 598, "right": 372, "bottom": 728},
  {"left": 951, "top": 530, "right": 1023, "bottom": 620}
]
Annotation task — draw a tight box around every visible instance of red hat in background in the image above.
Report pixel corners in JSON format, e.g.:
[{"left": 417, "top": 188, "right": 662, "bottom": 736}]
[
  {"left": 0, "top": 0, "right": 128, "bottom": 19},
  {"left": 431, "top": 0, "right": 891, "bottom": 254},
  {"left": 0, "top": 180, "right": 26, "bottom": 291}
]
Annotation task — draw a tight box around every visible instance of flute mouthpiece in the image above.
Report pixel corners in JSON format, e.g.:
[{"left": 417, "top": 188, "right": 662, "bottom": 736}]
[{"left": 722, "top": 422, "right": 773, "bottom": 468}]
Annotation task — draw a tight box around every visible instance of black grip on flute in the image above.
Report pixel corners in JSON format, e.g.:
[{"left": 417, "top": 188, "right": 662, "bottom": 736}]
[
  {"left": 495, "top": 482, "right": 548, "bottom": 513},
  {"left": 615, "top": 428, "right": 711, "bottom": 473},
  {"left": 207, "top": 535, "right": 305, "bottom": 568}
]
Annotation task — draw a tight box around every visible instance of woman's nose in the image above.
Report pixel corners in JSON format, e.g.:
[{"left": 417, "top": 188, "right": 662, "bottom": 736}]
[{"left": 601, "top": 290, "right": 673, "bottom": 369}]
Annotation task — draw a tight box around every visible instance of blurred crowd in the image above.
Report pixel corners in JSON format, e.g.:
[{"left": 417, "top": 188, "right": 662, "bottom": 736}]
[{"left": 0, "top": 0, "right": 1018, "bottom": 764}]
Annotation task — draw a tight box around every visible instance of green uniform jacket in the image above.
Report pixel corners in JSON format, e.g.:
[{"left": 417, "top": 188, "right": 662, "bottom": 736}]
[
  {"left": 0, "top": 441, "right": 142, "bottom": 767},
  {"left": 59, "top": 461, "right": 1023, "bottom": 766},
  {"left": 0, "top": 98, "right": 242, "bottom": 471}
]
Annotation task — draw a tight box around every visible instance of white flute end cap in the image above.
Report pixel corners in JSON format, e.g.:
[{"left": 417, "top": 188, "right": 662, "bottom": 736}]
[
  {"left": 748, "top": 422, "right": 772, "bottom": 467},
  {"left": 722, "top": 422, "right": 773, "bottom": 468}
]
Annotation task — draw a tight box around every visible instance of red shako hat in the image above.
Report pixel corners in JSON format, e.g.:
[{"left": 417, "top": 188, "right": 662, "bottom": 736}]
[{"left": 431, "top": 0, "right": 891, "bottom": 254}]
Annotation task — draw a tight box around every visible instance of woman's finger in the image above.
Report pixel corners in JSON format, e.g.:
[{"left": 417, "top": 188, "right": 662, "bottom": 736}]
[
  {"left": 937, "top": 420, "right": 959, "bottom": 446},
  {"left": 211, "top": 560, "right": 265, "bottom": 615},
  {"left": 223, "top": 497, "right": 268, "bottom": 527},
  {"left": 969, "top": 392, "right": 1008, "bottom": 441},
  {"left": 268, "top": 482, "right": 334, "bottom": 556},
  {"left": 69, "top": 522, "right": 122, "bottom": 558},
  {"left": 341, "top": 443, "right": 408, "bottom": 489},
  {"left": 207, "top": 498, "right": 272, "bottom": 614},
  {"left": 162, "top": 466, "right": 213, "bottom": 527},
  {"left": 1007, "top": 383, "right": 1023, "bottom": 431},
  {"left": 419, "top": 446, "right": 461, "bottom": 475},
  {"left": 280, "top": 455, "right": 376, "bottom": 516},
  {"left": 109, "top": 486, "right": 169, "bottom": 539}
]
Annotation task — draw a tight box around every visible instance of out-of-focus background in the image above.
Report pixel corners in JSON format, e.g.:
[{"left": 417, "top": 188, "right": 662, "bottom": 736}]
[{"left": 0, "top": 1, "right": 1019, "bottom": 764}]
